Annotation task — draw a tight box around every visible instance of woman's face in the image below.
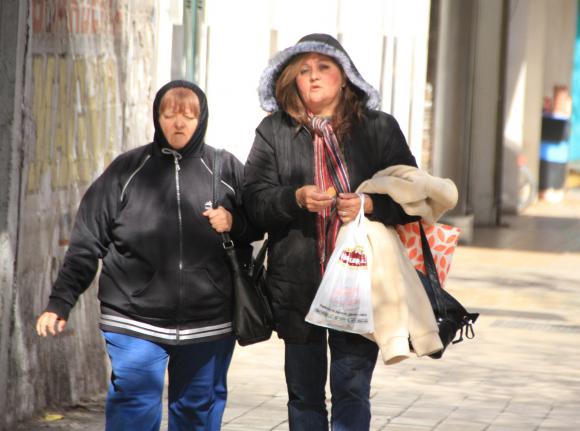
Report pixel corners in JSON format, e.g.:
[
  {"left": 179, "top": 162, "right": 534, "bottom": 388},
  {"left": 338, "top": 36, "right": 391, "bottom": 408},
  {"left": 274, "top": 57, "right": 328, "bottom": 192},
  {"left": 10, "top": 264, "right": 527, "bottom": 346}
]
[
  {"left": 158, "top": 88, "right": 199, "bottom": 150},
  {"left": 295, "top": 53, "right": 344, "bottom": 116}
]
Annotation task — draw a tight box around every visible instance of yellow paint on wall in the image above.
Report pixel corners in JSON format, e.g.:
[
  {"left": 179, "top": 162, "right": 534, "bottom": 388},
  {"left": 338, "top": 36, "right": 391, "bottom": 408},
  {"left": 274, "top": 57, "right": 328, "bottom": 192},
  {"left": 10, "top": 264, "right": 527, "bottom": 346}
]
[
  {"left": 53, "top": 56, "right": 72, "bottom": 189},
  {"left": 73, "top": 59, "right": 91, "bottom": 184},
  {"left": 29, "top": 56, "right": 55, "bottom": 193},
  {"left": 28, "top": 57, "right": 43, "bottom": 193},
  {"left": 103, "top": 58, "right": 118, "bottom": 166},
  {"left": 86, "top": 57, "right": 101, "bottom": 170},
  {"left": 28, "top": 54, "right": 120, "bottom": 194}
]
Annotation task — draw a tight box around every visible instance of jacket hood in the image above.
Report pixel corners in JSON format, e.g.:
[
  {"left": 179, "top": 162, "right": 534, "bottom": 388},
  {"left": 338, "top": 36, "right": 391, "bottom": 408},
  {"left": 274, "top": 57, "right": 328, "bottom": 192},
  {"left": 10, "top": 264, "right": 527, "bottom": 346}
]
[
  {"left": 258, "top": 33, "right": 381, "bottom": 113},
  {"left": 152, "top": 80, "right": 209, "bottom": 157}
]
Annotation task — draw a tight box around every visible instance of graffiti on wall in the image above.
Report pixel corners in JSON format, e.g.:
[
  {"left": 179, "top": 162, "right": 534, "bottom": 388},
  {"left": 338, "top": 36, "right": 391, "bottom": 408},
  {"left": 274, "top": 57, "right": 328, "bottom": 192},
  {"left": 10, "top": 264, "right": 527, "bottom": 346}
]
[
  {"left": 20, "top": 0, "right": 154, "bottom": 266},
  {"left": 28, "top": 55, "right": 120, "bottom": 193},
  {"left": 26, "top": 0, "right": 134, "bottom": 194},
  {"left": 32, "top": 0, "right": 124, "bottom": 35}
]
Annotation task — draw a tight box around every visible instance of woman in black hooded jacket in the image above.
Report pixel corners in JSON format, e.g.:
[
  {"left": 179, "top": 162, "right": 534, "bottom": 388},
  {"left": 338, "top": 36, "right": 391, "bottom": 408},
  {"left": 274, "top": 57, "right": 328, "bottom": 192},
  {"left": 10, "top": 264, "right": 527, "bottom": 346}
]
[
  {"left": 36, "top": 80, "right": 258, "bottom": 431},
  {"left": 243, "top": 34, "right": 418, "bottom": 430}
]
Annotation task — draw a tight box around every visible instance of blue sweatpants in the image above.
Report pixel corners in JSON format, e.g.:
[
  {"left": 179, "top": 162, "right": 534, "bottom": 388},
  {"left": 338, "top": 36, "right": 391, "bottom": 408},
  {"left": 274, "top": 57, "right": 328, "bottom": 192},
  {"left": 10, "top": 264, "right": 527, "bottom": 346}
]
[{"left": 102, "top": 331, "right": 235, "bottom": 431}]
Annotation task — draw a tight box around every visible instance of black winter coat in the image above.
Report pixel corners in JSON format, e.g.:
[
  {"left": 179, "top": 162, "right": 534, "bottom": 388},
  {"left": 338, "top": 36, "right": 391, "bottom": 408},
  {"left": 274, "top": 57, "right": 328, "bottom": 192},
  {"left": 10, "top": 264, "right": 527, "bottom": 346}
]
[
  {"left": 243, "top": 110, "right": 418, "bottom": 343},
  {"left": 46, "top": 81, "right": 259, "bottom": 345}
]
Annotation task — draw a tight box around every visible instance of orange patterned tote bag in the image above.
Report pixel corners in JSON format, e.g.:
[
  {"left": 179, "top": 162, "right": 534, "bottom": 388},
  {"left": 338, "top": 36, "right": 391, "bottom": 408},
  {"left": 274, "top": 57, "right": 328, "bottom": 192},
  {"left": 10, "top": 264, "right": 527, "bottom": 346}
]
[{"left": 395, "top": 221, "right": 460, "bottom": 287}]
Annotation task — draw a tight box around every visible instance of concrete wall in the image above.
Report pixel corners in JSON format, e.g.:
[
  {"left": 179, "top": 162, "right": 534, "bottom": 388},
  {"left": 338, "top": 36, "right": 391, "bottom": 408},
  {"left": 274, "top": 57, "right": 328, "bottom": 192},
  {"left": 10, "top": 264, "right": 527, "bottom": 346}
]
[
  {"left": 0, "top": 0, "right": 26, "bottom": 427},
  {"left": 0, "top": 1, "right": 157, "bottom": 429}
]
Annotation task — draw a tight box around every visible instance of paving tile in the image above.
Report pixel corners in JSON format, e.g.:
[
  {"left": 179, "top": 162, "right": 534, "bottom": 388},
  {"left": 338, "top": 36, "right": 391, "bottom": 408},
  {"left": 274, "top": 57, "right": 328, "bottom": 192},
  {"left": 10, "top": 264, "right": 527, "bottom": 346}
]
[
  {"left": 434, "top": 420, "right": 488, "bottom": 431},
  {"left": 378, "top": 425, "right": 431, "bottom": 431},
  {"left": 389, "top": 416, "right": 441, "bottom": 427},
  {"left": 486, "top": 427, "right": 537, "bottom": 431}
]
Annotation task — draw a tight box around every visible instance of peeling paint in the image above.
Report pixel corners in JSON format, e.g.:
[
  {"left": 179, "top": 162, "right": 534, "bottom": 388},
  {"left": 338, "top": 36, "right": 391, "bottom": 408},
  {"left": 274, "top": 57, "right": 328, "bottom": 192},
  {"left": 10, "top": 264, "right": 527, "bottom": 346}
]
[{"left": 1, "top": 1, "right": 156, "bottom": 428}]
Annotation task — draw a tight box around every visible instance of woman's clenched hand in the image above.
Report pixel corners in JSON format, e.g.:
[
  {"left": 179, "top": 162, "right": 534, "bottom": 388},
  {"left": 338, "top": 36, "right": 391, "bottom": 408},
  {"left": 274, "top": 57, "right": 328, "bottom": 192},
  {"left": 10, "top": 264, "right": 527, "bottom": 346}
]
[
  {"left": 203, "top": 206, "right": 233, "bottom": 233},
  {"left": 296, "top": 185, "right": 334, "bottom": 212}
]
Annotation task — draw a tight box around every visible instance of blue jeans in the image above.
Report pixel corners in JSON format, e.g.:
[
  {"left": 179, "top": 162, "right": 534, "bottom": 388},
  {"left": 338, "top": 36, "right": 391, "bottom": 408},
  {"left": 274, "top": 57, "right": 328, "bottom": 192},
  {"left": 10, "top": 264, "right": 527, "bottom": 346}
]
[
  {"left": 103, "top": 331, "right": 235, "bottom": 431},
  {"left": 284, "top": 330, "right": 379, "bottom": 431}
]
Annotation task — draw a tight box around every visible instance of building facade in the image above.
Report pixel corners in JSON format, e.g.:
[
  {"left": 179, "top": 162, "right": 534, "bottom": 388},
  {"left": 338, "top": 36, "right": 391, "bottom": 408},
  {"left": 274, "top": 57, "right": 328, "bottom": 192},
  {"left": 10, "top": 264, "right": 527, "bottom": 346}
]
[{"left": 0, "top": 0, "right": 577, "bottom": 428}]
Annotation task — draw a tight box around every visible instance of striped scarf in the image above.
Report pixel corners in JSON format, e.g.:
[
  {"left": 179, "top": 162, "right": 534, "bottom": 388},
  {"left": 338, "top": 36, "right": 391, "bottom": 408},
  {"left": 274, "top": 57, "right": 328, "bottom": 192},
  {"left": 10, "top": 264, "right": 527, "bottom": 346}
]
[{"left": 311, "top": 116, "right": 351, "bottom": 274}]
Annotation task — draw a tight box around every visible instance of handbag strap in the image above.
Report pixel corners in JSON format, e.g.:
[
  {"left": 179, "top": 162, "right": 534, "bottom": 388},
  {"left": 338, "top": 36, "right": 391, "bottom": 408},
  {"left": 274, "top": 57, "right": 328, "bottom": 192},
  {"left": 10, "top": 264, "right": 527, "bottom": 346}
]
[
  {"left": 419, "top": 223, "right": 446, "bottom": 319},
  {"left": 420, "top": 223, "right": 479, "bottom": 342},
  {"left": 212, "top": 149, "right": 234, "bottom": 249},
  {"left": 212, "top": 148, "right": 222, "bottom": 210}
]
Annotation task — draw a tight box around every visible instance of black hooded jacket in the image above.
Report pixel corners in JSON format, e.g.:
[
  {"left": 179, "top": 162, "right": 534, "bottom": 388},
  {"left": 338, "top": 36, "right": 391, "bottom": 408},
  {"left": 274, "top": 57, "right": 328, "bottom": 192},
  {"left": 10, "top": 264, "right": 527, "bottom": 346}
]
[
  {"left": 244, "top": 34, "right": 418, "bottom": 343},
  {"left": 46, "top": 80, "right": 259, "bottom": 344}
]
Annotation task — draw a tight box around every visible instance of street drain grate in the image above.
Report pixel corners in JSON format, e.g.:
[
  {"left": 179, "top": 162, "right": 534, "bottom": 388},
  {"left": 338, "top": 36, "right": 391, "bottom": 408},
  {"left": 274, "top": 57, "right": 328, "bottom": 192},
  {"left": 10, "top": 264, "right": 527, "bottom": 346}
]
[{"left": 491, "top": 319, "right": 580, "bottom": 333}]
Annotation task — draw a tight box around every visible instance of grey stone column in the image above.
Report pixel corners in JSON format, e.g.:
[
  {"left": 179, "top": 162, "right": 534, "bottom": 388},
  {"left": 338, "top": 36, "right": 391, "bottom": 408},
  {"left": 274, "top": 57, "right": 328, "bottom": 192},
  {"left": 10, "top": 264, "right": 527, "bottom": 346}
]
[{"left": 432, "top": 0, "right": 507, "bottom": 239}]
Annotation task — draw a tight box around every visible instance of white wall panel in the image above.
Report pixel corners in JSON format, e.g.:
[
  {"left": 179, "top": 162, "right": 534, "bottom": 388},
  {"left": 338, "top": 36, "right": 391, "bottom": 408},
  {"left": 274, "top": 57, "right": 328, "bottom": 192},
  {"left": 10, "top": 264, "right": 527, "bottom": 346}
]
[{"left": 203, "top": 0, "right": 271, "bottom": 161}]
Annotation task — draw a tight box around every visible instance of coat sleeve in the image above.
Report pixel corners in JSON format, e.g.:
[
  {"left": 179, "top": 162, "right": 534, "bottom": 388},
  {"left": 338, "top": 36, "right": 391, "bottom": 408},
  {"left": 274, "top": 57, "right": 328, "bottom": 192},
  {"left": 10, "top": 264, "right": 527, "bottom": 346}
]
[
  {"left": 44, "top": 160, "right": 122, "bottom": 320},
  {"left": 222, "top": 151, "right": 264, "bottom": 244},
  {"left": 367, "top": 115, "right": 420, "bottom": 226},
  {"left": 243, "top": 117, "right": 303, "bottom": 231}
]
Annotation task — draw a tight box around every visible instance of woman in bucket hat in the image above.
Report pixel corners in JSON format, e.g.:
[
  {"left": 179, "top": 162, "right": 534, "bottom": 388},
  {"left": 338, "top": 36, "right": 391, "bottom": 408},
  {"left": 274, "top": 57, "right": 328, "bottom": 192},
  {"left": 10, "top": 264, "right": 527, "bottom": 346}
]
[{"left": 243, "top": 34, "right": 419, "bottom": 430}]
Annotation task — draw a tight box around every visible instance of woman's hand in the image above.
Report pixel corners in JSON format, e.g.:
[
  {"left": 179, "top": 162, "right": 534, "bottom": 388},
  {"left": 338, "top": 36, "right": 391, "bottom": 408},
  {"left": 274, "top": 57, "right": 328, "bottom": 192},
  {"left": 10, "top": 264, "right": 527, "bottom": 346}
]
[
  {"left": 296, "top": 185, "right": 334, "bottom": 212},
  {"left": 36, "top": 312, "right": 67, "bottom": 337},
  {"left": 203, "top": 206, "right": 233, "bottom": 233},
  {"left": 336, "top": 193, "right": 373, "bottom": 223}
]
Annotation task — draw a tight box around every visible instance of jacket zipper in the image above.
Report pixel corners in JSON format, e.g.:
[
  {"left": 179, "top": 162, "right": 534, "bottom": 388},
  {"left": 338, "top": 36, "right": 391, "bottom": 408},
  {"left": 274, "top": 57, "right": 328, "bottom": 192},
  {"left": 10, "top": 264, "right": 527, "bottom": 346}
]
[
  {"left": 120, "top": 154, "right": 151, "bottom": 202},
  {"left": 162, "top": 148, "right": 184, "bottom": 343}
]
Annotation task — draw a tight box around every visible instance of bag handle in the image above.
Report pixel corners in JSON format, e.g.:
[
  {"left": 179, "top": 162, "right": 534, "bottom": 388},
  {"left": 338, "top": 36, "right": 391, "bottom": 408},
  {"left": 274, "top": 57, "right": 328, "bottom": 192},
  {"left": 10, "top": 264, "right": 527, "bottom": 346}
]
[
  {"left": 213, "top": 149, "right": 269, "bottom": 269},
  {"left": 212, "top": 149, "right": 234, "bottom": 249},
  {"left": 419, "top": 223, "right": 446, "bottom": 319},
  {"left": 212, "top": 148, "right": 222, "bottom": 210},
  {"left": 420, "top": 222, "right": 478, "bottom": 342},
  {"left": 354, "top": 193, "right": 365, "bottom": 225}
]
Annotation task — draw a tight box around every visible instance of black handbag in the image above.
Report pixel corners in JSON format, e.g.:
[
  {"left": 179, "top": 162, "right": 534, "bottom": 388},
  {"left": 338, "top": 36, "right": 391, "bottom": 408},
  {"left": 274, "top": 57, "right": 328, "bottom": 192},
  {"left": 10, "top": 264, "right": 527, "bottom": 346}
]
[
  {"left": 212, "top": 149, "right": 273, "bottom": 346},
  {"left": 416, "top": 224, "right": 479, "bottom": 359}
]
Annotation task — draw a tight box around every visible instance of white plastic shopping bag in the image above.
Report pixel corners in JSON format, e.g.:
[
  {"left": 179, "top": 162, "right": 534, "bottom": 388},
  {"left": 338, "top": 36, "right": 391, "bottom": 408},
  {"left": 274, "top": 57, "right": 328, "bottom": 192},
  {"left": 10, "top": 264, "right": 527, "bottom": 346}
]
[{"left": 305, "top": 194, "right": 374, "bottom": 334}]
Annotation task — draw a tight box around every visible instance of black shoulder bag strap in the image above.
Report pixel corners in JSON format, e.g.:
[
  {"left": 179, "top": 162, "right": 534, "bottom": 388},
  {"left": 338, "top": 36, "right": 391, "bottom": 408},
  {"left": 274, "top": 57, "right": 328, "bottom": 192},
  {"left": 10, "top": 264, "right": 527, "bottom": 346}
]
[
  {"left": 419, "top": 223, "right": 478, "bottom": 344},
  {"left": 212, "top": 148, "right": 235, "bottom": 249},
  {"left": 419, "top": 224, "right": 446, "bottom": 320},
  {"left": 212, "top": 148, "right": 269, "bottom": 280}
]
